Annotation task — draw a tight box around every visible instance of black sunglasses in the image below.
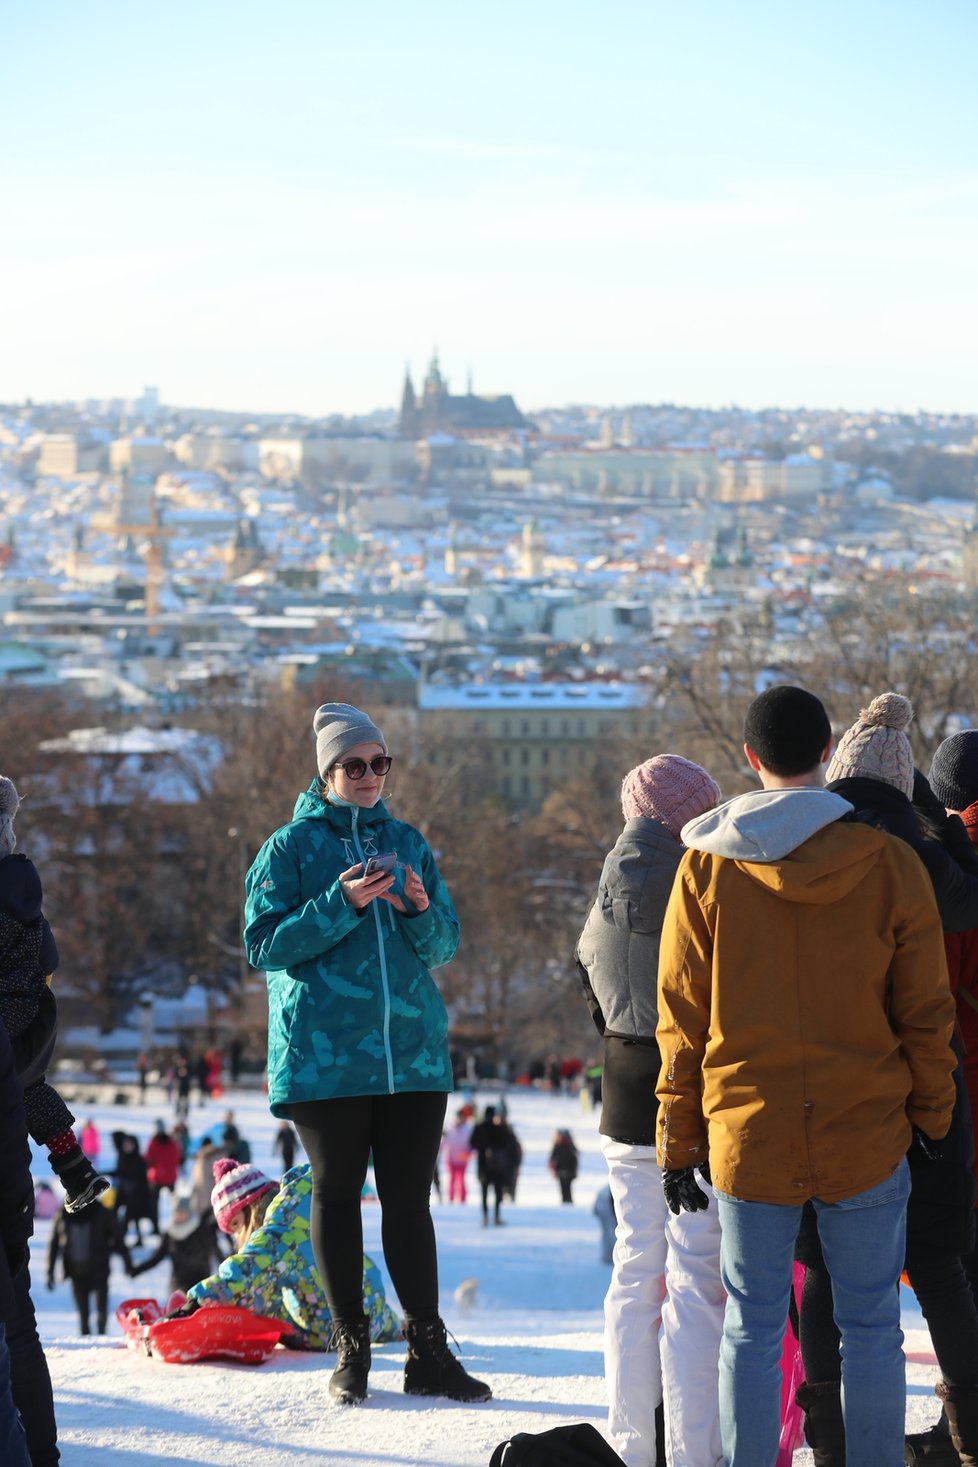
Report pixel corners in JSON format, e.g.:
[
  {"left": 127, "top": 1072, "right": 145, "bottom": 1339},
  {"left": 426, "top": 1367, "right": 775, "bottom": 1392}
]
[{"left": 333, "top": 755, "right": 393, "bottom": 781}]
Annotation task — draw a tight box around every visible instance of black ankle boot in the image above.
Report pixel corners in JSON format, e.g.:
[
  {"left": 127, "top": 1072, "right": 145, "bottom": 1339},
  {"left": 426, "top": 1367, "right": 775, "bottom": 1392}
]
[
  {"left": 51, "top": 1148, "right": 111, "bottom": 1214},
  {"left": 795, "top": 1380, "right": 845, "bottom": 1467},
  {"left": 329, "top": 1315, "right": 371, "bottom": 1405},
  {"left": 905, "top": 1412, "right": 957, "bottom": 1465},
  {"left": 404, "top": 1317, "right": 492, "bottom": 1402}
]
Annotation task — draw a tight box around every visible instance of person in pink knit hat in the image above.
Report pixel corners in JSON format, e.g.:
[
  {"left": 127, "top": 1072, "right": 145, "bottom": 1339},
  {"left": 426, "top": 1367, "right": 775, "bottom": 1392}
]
[{"left": 577, "top": 752, "right": 725, "bottom": 1467}]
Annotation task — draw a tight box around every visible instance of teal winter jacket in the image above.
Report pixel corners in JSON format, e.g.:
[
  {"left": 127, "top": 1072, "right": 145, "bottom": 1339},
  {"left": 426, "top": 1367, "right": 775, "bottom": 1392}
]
[{"left": 244, "top": 783, "right": 459, "bottom": 1113}]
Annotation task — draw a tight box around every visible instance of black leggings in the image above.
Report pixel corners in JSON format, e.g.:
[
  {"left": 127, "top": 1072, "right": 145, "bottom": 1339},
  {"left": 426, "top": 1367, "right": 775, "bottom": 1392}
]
[{"left": 291, "top": 1091, "right": 447, "bottom": 1322}]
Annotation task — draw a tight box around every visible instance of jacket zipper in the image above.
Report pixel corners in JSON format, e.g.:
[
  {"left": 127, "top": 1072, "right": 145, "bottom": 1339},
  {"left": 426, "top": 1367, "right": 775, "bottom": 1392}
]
[{"left": 350, "top": 808, "right": 395, "bottom": 1094}]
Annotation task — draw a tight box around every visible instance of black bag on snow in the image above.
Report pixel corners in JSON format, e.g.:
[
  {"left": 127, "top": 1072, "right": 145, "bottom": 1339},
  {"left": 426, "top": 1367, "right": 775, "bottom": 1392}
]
[{"left": 489, "top": 1423, "right": 625, "bottom": 1467}]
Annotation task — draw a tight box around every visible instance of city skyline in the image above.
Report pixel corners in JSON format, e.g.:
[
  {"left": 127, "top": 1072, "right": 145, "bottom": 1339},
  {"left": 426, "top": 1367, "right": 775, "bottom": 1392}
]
[{"left": 3, "top": 1, "right": 976, "bottom": 416}]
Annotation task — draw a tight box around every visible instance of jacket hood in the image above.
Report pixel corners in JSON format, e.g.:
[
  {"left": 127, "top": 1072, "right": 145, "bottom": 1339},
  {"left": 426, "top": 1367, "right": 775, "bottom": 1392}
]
[
  {"left": 620, "top": 815, "right": 681, "bottom": 852},
  {"left": 681, "top": 786, "right": 892, "bottom": 906},
  {"left": 681, "top": 787, "right": 853, "bottom": 861},
  {"left": 291, "top": 779, "right": 392, "bottom": 828},
  {"left": 0, "top": 852, "right": 43, "bottom": 923}
]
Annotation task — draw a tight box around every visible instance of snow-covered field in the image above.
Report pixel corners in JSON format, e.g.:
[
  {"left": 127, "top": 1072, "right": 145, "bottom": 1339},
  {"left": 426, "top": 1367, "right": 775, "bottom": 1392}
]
[{"left": 29, "top": 1084, "right": 940, "bottom": 1466}]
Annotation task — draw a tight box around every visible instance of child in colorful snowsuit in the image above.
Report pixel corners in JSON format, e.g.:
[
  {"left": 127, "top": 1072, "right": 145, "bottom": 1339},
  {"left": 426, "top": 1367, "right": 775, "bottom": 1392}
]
[
  {"left": 177, "top": 1159, "right": 401, "bottom": 1351},
  {"left": 0, "top": 776, "right": 108, "bottom": 1213}
]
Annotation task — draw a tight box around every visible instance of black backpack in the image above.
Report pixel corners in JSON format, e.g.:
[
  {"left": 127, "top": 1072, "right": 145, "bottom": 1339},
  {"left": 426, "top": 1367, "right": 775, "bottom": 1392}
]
[{"left": 489, "top": 1423, "right": 625, "bottom": 1467}]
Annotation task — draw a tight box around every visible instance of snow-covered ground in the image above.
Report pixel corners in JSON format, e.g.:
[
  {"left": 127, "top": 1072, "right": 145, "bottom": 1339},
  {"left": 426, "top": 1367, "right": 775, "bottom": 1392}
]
[{"left": 29, "top": 1084, "right": 940, "bottom": 1466}]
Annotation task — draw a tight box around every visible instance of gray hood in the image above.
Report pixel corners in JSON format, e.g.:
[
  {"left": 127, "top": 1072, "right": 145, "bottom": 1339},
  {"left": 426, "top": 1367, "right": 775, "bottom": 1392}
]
[{"left": 680, "top": 786, "right": 853, "bottom": 863}]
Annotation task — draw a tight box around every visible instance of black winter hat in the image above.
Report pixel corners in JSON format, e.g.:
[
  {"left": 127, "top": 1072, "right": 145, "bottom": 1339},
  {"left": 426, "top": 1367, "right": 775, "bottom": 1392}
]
[
  {"left": 744, "top": 685, "right": 832, "bottom": 777},
  {"left": 930, "top": 731, "right": 978, "bottom": 812}
]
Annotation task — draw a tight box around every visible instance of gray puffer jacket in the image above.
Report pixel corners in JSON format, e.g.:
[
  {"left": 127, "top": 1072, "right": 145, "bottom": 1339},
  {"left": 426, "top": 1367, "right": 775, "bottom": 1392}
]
[{"left": 577, "top": 816, "right": 683, "bottom": 1145}]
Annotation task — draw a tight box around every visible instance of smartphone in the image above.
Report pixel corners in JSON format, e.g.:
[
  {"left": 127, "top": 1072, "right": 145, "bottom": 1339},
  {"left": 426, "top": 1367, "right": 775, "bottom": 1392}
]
[{"left": 363, "top": 852, "right": 397, "bottom": 877}]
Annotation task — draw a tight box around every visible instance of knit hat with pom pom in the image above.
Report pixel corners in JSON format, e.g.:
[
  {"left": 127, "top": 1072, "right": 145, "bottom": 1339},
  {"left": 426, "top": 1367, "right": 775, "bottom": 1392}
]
[
  {"left": 210, "top": 1157, "right": 277, "bottom": 1234},
  {"left": 0, "top": 776, "right": 20, "bottom": 859},
  {"left": 826, "top": 692, "right": 915, "bottom": 799}
]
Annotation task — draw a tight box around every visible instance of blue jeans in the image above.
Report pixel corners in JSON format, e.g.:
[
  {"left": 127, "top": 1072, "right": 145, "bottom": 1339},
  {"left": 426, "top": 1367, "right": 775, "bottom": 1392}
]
[
  {"left": 716, "top": 1158, "right": 910, "bottom": 1467},
  {"left": 0, "top": 1322, "right": 31, "bottom": 1467}
]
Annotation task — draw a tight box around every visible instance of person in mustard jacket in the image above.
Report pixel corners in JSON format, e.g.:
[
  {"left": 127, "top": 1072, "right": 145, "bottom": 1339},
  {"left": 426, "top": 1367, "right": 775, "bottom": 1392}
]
[
  {"left": 243, "top": 702, "right": 490, "bottom": 1408},
  {"left": 655, "top": 684, "right": 956, "bottom": 1467}
]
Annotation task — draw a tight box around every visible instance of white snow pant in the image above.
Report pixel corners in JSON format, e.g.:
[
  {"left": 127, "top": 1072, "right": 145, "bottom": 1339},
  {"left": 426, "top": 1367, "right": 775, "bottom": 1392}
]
[{"left": 601, "top": 1136, "right": 725, "bottom": 1467}]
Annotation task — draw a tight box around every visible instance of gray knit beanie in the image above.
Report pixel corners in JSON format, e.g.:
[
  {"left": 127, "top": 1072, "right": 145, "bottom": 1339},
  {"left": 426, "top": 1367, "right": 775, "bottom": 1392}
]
[
  {"left": 930, "top": 731, "right": 978, "bottom": 813},
  {"left": 826, "top": 692, "right": 915, "bottom": 799},
  {"left": 0, "top": 776, "right": 20, "bottom": 858},
  {"left": 313, "top": 703, "right": 387, "bottom": 779}
]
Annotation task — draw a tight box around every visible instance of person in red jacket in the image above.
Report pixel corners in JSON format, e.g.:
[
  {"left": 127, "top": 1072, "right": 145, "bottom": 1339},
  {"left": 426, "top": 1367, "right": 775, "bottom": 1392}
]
[{"left": 144, "top": 1122, "right": 181, "bottom": 1233}]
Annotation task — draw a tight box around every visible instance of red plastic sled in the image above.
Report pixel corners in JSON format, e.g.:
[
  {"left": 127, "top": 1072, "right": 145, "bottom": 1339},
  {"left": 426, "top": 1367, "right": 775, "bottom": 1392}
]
[{"left": 116, "top": 1297, "right": 289, "bottom": 1365}]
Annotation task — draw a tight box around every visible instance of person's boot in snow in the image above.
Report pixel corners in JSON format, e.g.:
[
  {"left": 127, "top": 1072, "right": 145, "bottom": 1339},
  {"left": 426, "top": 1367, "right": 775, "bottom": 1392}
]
[
  {"left": 328, "top": 1314, "right": 371, "bottom": 1405},
  {"left": 795, "top": 1381, "right": 845, "bottom": 1467},
  {"left": 936, "top": 1381, "right": 978, "bottom": 1467},
  {"left": 905, "top": 1411, "right": 957, "bottom": 1464},
  {"left": 403, "top": 1317, "right": 492, "bottom": 1402}
]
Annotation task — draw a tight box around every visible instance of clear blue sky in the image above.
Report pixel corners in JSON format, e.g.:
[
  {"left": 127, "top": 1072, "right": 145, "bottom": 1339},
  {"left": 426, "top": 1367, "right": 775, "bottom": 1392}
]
[{"left": 2, "top": 0, "right": 976, "bottom": 415}]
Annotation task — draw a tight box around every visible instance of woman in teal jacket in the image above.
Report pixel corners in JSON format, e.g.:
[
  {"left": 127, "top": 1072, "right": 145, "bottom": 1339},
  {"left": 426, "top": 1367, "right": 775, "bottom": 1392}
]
[{"left": 243, "top": 702, "right": 490, "bottom": 1408}]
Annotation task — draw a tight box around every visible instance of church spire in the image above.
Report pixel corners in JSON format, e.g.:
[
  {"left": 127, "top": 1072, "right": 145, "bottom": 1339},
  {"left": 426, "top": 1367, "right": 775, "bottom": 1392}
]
[{"left": 399, "top": 363, "right": 417, "bottom": 438}]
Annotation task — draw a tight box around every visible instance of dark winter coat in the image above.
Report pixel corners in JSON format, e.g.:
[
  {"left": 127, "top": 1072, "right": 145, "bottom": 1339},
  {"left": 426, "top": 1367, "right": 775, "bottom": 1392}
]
[
  {"left": 0, "top": 1021, "right": 32, "bottom": 1322},
  {"left": 244, "top": 782, "right": 459, "bottom": 1112},
  {"left": 0, "top": 853, "right": 61, "bottom": 1092},
  {"left": 828, "top": 775, "right": 978, "bottom": 933},
  {"left": 944, "top": 800, "right": 978, "bottom": 1191},
  {"left": 470, "top": 1118, "right": 521, "bottom": 1186},
  {"left": 576, "top": 816, "right": 683, "bottom": 1145},
  {"left": 826, "top": 774, "right": 977, "bottom": 1254},
  {"left": 112, "top": 1133, "right": 153, "bottom": 1222},
  {"left": 130, "top": 1219, "right": 223, "bottom": 1294},
  {"left": 549, "top": 1137, "right": 579, "bottom": 1182},
  {"left": 47, "top": 1203, "right": 131, "bottom": 1284}
]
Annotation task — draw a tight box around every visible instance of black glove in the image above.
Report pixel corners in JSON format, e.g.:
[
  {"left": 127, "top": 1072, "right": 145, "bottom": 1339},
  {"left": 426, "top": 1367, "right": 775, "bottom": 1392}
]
[
  {"left": 911, "top": 1126, "right": 944, "bottom": 1164},
  {"left": 165, "top": 1298, "right": 201, "bottom": 1320},
  {"left": 662, "top": 1166, "right": 711, "bottom": 1215},
  {"left": 46, "top": 1275, "right": 56, "bottom": 1292}
]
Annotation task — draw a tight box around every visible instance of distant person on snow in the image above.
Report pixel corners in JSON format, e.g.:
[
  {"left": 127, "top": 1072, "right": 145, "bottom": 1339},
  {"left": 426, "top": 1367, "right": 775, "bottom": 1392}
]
[
  {"left": 47, "top": 1188, "right": 132, "bottom": 1336},
  {"left": 469, "top": 1106, "right": 520, "bottom": 1226},
  {"left": 129, "top": 1190, "right": 224, "bottom": 1298},
  {"left": 442, "top": 1109, "right": 473, "bottom": 1204},
  {"left": 548, "top": 1130, "right": 579, "bottom": 1205}
]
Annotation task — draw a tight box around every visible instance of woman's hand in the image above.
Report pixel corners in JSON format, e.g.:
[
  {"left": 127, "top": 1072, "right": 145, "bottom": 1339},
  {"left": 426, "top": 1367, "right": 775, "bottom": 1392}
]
[
  {"left": 379, "top": 863, "right": 429, "bottom": 914},
  {"left": 339, "top": 863, "right": 395, "bottom": 910}
]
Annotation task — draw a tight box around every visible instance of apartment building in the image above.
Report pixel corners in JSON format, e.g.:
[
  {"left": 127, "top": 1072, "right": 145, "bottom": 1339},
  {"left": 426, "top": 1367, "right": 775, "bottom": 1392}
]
[{"left": 417, "top": 682, "right": 655, "bottom": 809}]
